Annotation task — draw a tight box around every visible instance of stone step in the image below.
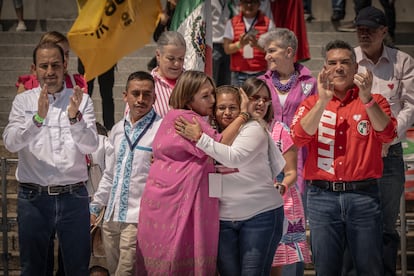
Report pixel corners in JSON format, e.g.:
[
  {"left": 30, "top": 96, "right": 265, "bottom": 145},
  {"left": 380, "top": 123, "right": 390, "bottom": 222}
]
[
  {"left": 0, "top": 44, "right": 154, "bottom": 60},
  {"left": 0, "top": 55, "right": 152, "bottom": 73}
]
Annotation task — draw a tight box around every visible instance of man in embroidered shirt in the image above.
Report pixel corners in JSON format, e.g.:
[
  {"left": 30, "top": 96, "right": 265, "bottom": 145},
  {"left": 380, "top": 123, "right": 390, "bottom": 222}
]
[
  {"left": 3, "top": 42, "right": 98, "bottom": 275},
  {"left": 90, "top": 71, "right": 162, "bottom": 275},
  {"left": 290, "top": 40, "right": 396, "bottom": 275},
  {"left": 342, "top": 7, "right": 414, "bottom": 275}
]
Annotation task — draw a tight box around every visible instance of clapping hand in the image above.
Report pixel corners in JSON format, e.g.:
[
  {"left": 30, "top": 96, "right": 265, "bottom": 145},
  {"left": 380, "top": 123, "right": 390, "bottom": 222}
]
[
  {"left": 68, "top": 85, "right": 83, "bottom": 118},
  {"left": 317, "top": 67, "right": 335, "bottom": 104},
  {"left": 354, "top": 70, "right": 373, "bottom": 103},
  {"left": 37, "top": 84, "right": 49, "bottom": 119}
]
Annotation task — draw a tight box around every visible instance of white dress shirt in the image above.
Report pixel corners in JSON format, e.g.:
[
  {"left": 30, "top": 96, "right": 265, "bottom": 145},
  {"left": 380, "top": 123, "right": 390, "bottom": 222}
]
[
  {"left": 3, "top": 85, "right": 98, "bottom": 185},
  {"left": 355, "top": 45, "right": 414, "bottom": 143}
]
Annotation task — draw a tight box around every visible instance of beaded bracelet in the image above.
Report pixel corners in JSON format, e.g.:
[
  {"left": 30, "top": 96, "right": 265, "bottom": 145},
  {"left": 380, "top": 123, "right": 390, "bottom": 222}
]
[{"left": 239, "top": 112, "right": 250, "bottom": 122}]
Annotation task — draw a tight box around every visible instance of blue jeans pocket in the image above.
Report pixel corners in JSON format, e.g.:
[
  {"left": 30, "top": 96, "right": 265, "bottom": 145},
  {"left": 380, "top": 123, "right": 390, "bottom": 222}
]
[{"left": 18, "top": 187, "right": 40, "bottom": 201}]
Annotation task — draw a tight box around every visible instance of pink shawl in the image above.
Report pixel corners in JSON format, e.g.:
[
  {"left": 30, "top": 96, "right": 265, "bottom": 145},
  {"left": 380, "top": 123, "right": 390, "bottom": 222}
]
[{"left": 136, "top": 109, "right": 222, "bottom": 275}]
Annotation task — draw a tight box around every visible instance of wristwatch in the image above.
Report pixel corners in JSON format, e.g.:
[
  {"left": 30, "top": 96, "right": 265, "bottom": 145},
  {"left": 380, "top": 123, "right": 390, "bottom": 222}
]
[{"left": 68, "top": 111, "right": 82, "bottom": 125}]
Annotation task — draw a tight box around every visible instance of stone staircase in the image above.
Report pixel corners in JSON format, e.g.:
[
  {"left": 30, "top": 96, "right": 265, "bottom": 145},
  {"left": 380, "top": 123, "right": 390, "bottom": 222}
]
[
  {"left": 0, "top": 27, "right": 156, "bottom": 134},
  {"left": 1, "top": 0, "right": 414, "bottom": 274}
]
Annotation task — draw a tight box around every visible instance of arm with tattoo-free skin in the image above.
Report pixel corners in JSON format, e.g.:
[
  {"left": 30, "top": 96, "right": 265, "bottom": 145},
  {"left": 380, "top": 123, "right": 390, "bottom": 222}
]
[
  {"left": 299, "top": 68, "right": 334, "bottom": 135},
  {"left": 275, "top": 145, "right": 298, "bottom": 195},
  {"left": 353, "top": 70, "right": 391, "bottom": 132}
]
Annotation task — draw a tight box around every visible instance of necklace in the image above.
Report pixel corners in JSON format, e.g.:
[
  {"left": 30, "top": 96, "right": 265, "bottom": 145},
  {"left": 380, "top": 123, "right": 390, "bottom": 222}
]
[{"left": 272, "top": 67, "right": 298, "bottom": 93}]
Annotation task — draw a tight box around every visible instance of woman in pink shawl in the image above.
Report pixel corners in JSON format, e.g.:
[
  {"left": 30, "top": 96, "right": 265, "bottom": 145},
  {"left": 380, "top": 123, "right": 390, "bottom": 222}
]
[{"left": 135, "top": 71, "right": 247, "bottom": 275}]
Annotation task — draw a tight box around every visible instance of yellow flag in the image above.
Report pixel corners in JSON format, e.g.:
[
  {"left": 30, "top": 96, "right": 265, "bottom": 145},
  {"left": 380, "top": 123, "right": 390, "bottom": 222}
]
[{"left": 68, "top": 0, "right": 161, "bottom": 81}]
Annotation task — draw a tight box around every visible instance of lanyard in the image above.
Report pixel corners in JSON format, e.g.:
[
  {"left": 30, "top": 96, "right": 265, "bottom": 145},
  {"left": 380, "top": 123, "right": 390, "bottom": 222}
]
[
  {"left": 244, "top": 12, "right": 259, "bottom": 33},
  {"left": 124, "top": 112, "right": 156, "bottom": 152}
]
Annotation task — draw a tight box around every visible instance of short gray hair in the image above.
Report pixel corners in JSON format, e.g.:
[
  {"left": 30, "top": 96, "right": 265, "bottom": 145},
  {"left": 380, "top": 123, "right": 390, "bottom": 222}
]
[
  {"left": 157, "top": 31, "right": 186, "bottom": 52},
  {"left": 258, "top": 28, "right": 298, "bottom": 56}
]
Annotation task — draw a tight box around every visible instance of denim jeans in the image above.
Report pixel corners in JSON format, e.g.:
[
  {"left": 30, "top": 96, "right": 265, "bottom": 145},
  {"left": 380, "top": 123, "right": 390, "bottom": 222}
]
[
  {"left": 217, "top": 207, "right": 284, "bottom": 276},
  {"left": 379, "top": 143, "right": 405, "bottom": 275},
  {"left": 282, "top": 261, "right": 305, "bottom": 276},
  {"left": 379, "top": 0, "right": 396, "bottom": 38},
  {"left": 353, "top": 0, "right": 371, "bottom": 15},
  {"left": 213, "top": 43, "right": 231, "bottom": 86},
  {"left": 303, "top": 0, "right": 312, "bottom": 14},
  {"left": 307, "top": 184, "right": 383, "bottom": 276},
  {"left": 17, "top": 185, "right": 91, "bottom": 276},
  {"left": 231, "top": 71, "right": 265, "bottom": 87},
  {"left": 0, "top": 0, "right": 23, "bottom": 8},
  {"left": 331, "top": 0, "right": 345, "bottom": 12},
  {"left": 342, "top": 144, "right": 404, "bottom": 276}
]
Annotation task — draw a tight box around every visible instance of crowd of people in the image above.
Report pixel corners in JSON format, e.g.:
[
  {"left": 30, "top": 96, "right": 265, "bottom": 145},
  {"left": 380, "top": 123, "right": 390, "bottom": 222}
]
[{"left": 2, "top": 1, "right": 414, "bottom": 276}]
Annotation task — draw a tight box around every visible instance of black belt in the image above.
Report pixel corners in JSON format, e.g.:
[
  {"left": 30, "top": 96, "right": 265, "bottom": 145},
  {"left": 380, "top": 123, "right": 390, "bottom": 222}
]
[
  {"left": 19, "top": 182, "right": 85, "bottom": 195},
  {"left": 310, "top": 179, "right": 377, "bottom": 192}
]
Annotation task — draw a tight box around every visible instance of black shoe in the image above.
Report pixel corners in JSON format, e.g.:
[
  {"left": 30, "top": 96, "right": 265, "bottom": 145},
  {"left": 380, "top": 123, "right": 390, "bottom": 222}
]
[
  {"left": 331, "top": 11, "right": 345, "bottom": 22},
  {"left": 304, "top": 13, "right": 315, "bottom": 23}
]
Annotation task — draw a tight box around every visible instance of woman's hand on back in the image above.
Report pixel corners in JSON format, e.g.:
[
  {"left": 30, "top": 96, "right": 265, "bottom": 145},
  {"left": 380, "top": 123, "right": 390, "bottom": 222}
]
[{"left": 175, "top": 116, "right": 203, "bottom": 142}]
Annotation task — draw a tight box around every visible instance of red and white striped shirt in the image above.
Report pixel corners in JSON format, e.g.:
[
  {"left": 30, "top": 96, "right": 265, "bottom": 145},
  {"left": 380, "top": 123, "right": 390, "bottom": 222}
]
[{"left": 151, "top": 68, "right": 178, "bottom": 117}]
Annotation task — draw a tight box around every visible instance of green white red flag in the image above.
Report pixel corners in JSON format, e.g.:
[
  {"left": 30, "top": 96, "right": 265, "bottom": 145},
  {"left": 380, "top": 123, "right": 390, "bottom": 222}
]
[{"left": 170, "top": 0, "right": 212, "bottom": 76}]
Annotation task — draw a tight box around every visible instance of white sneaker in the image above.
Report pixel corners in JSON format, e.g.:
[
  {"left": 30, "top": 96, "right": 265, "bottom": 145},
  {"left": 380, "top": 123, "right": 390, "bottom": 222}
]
[{"left": 16, "top": 21, "right": 27, "bottom": 31}]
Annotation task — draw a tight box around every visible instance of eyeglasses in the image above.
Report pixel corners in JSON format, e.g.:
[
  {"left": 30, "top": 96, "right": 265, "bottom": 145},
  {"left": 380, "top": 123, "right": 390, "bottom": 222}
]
[{"left": 249, "top": 95, "right": 272, "bottom": 105}]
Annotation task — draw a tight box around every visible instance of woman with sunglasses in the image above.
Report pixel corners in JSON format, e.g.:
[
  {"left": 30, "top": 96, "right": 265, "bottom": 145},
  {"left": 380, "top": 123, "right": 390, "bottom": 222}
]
[{"left": 176, "top": 78, "right": 286, "bottom": 275}]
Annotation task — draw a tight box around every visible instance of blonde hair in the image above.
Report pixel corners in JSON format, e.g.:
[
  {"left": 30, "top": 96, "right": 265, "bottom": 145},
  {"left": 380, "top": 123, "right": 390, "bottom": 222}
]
[{"left": 169, "top": 71, "right": 215, "bottom": 110}]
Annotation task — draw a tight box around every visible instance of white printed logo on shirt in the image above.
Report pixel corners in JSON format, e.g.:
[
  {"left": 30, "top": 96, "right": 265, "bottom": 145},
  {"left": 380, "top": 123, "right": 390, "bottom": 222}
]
[{"left": 301, "top": 82, "right": 313, "bottom": 95}]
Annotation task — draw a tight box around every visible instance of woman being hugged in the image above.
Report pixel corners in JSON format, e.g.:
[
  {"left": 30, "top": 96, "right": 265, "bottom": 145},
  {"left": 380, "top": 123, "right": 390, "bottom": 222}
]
[
  {"left": 177, "top": 77, "right": 286, "bottom": 275},
  {"left": 135, "top": 71, "right": 247, "bottom": 275}
]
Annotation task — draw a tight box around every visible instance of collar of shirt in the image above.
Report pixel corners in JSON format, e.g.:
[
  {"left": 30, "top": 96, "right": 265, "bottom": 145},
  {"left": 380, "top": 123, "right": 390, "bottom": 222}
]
[{"left": 152, "top": 67, "right": 180, "bottom": 89}]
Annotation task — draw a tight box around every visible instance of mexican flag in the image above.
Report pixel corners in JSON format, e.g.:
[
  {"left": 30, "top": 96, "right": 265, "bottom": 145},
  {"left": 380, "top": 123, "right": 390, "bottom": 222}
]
[{"left": 170, "top": 0, "right": 212, "bottom": 76}]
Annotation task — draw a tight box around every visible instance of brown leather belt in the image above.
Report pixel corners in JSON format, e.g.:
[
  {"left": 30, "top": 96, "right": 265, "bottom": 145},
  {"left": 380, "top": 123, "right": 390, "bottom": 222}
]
[
  {"left": 19, "top": 182, "right": 85, "bottom": 195},
  {"left": 310, "top": 179, "right": 377, "bottom": 192}
]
